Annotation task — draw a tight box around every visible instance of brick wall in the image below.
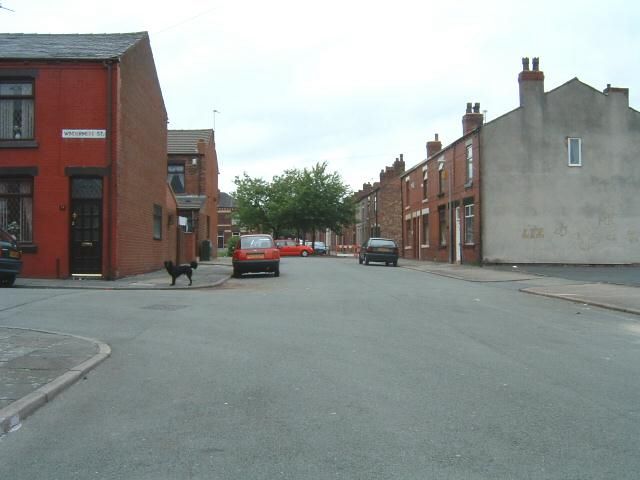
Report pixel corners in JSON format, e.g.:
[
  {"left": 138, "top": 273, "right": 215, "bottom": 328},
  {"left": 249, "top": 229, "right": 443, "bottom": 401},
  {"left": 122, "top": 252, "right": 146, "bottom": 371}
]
[
  {"left": 402, "top": 131, "right": 481, "bottom": 263},
  {"left": 113, "top": 36, "right": 169, "bottom": 277},
  {"left": 0, "top": 61, "right": 110, "bottom": 278},
  {"left": 377, "top": 157, "right": 404, "bottom": 248}
]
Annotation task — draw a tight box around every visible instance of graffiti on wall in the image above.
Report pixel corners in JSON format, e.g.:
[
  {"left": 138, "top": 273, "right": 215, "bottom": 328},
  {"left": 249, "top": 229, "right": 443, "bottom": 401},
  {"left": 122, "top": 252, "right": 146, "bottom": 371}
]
[{"left": 522, "top": 226, "right": 544, "bottom": 239}]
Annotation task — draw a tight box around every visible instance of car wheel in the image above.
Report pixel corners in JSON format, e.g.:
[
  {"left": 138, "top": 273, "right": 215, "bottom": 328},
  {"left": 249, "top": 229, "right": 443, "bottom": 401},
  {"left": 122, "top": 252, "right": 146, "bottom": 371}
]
[
  {"left": 365, "top": 256, "right": 369, "bottom": 265},
  {"left": 274, "top": 265, "right": 280, "bottom": 277},
  {"left": 393, "top": 260, "right": 398, "bottom": 267},
  {"left": 232, "top": 268, "right": 241, "bottom": 278},
  {"left": 358, "top": 255, "right": 363, "bottom": 264},
  {"left": 385, "top": 262, "right": 389, "bottom": 266},
  {"left": 301, "top": 250, "right": 309, "bottom": 257}
]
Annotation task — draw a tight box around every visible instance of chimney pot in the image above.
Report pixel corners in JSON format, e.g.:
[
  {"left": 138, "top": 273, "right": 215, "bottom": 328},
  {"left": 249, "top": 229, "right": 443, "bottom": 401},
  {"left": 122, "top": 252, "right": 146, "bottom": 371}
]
[
  {"left": 532, "top": 57, "right": 539, "bottom": 71},
  {"left": 466, "top": 102, "right": 472, "bottom": 113},
  {"left": 473, "top": 102, "right": 480, "bottom": 113},
  {"left": 435, "top": 133, "right": 439, "bottom": 141},
  {"left": 522, "top": 57, "right": 530, "bottom": 71}
]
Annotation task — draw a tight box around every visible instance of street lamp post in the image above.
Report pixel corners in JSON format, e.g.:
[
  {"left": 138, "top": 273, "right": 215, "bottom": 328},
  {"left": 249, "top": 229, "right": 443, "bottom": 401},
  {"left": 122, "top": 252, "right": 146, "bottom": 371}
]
[{"left": 213, "top": 109, "right": 220, "bottom": 131}]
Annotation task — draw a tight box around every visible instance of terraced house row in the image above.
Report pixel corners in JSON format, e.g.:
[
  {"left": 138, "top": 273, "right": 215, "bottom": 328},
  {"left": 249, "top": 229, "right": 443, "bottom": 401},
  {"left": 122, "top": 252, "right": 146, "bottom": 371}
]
[
  {"left": 348, "top": 58, "right": 640, "bottom": 265},
  {"left": 0, "top": 32, "right": 218, "bottom": 279}
]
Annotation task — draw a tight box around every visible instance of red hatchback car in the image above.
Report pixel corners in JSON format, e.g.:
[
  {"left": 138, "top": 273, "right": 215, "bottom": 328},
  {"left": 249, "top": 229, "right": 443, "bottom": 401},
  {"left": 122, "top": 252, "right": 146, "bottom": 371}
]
[
  {"left": 275, "top": 239, "right": 314, "bottom": 257},
  {"left": 232, "top": 234, "right": 280, "bottom": 278}
]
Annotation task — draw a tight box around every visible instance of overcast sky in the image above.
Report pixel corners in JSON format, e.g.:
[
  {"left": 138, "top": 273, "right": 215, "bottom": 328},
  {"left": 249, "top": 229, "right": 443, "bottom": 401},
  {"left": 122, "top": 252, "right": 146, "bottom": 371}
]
[{"left": 3, "top": 0, "right": 639, "bottom": 193}]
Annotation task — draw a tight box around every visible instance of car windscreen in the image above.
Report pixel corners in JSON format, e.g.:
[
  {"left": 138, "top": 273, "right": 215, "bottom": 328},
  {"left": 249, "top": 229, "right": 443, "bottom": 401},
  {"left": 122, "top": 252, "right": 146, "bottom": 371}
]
[
  {"left": 369, "top": 239, "right": 396, "bottom": 248},
  {"left": 241, "top": 236, "right": 274, "bottom": 249}
]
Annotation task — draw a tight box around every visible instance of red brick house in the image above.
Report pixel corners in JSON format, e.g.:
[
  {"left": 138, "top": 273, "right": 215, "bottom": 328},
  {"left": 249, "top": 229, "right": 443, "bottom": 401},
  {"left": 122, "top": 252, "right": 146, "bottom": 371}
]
[
  {"left": 0, "top": 32, "right": 174, "bottom": 279},
  {"left": 402, "top": 105, "right": 482, "bottom": 263},
  {"left": 217, "top": 192, "right": 245, "bottom": 251},
  {"left": 167, "top": 129, "right": 219, "bottom": 259}
]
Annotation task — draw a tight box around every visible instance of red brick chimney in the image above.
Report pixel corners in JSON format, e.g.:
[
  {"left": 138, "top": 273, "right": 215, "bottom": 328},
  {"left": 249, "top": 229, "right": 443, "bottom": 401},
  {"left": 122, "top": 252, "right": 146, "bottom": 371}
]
[
  {"left": 462, "top": 103, "right": 484, "bottom": 135},
  {"left": 426, "top": 133, "right": 442, "bottom": 158},
  {"left": 604, "top": 83, "right": 630, "bottom": 108},
  {"left": 518, "top": 57, "right": 544, "bottom": 107}
]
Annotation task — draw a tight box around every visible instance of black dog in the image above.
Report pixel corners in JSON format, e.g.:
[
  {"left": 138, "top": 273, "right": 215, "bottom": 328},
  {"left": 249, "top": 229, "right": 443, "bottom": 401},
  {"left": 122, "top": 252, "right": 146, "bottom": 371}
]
[{"left": 164, "top": 260, "right": 198, "bottom": 286}]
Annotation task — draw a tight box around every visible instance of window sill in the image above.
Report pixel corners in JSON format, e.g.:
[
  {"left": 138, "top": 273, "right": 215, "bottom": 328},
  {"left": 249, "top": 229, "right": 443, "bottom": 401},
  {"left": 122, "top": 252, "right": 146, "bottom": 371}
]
[
  {"left": 0, "top": 140, "right": 39, "bottom": 149},
  {"left": 463, "top": 243, "right": 476, "bottom": 248},
  {"left": 18, "top": 243, "right": 38, "bottom": 253},
  {"left": 422, "top": 198, "right": 428, "bottom": 203},
  {"left": 464, "top": 181, "right": 473, "bottom": 189}
]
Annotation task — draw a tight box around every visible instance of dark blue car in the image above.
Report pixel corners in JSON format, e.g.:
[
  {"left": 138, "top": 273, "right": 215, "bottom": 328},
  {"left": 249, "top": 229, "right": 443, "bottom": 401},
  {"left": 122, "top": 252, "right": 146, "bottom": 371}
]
[{"left": 0, "top": 228, "right": 22, "bottom": 287}]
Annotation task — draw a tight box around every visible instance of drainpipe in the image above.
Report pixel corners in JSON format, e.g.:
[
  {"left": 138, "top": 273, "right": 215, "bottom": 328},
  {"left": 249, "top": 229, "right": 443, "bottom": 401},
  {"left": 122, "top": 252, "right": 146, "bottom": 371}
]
[
  {"left": 400, "top": 177, "right": 405, "bottom": 257},
  {"left": 477, "top": 130, "right": 483, "bottom": 265},
  {"left": 105, "top": 60, "right": 114, "bottom": 279}
]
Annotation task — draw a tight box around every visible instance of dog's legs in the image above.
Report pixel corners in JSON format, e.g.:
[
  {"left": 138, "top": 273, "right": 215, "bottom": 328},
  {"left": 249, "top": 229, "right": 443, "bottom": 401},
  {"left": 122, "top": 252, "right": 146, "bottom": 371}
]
[
  {"left": 171, "top": 275, "right": 176, "bottom": 286},
  {"left": 187, "top": 272, "right": 192, "bottom": 286}
]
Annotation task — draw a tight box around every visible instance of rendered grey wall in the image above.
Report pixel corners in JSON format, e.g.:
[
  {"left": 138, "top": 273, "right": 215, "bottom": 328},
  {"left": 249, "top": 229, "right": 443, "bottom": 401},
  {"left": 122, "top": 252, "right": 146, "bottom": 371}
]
[{"left": 481, "top": 80, "right": 640, "bottom": 263}]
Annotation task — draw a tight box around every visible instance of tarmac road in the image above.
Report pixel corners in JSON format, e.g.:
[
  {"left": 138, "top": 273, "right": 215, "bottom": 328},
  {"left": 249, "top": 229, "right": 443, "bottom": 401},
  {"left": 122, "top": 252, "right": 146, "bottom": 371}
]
[{"left": 0, "top": 258, "right": 640, "bottom": 479}]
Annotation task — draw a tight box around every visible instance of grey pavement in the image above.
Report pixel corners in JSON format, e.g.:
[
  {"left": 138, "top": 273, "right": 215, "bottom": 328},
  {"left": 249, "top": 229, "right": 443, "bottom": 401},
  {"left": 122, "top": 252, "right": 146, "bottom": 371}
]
[
  {"left": 1, "top": 254, "right": 638, "bottom": 435},
  {"left": 0, "top": 327, "right": 110, "bottom": 434},
  {"left": 14, "top": 260, "right": 233, "bottom": 290}
]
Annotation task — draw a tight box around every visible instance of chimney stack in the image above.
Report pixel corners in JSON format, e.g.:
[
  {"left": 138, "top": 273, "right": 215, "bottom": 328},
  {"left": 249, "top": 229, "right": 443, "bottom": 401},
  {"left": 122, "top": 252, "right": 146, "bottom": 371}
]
[
  {"left": 426, "top": 133, "right": 442, "bottom": 158},
  {"left": 603, "top": 83, "right": 630, "bottom": 108},
  {"left": 518, "top": 56, "right": 544, "bottom": 107},
  {"left": 462, "top": 103, "right": 484, "bottom": 135}
]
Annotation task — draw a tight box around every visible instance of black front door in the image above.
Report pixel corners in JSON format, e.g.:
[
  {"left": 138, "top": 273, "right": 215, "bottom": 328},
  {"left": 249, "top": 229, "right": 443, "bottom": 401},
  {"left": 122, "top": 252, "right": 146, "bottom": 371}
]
[{"left": 70, "top": 178, "right": 103, "bottom": 275}]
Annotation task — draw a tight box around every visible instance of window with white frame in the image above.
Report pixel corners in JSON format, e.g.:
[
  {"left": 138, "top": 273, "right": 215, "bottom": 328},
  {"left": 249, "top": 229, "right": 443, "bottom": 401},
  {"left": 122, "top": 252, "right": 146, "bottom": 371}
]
[
  {"left": 438, "top": 161, "right": 445, "bottom": 194},
  {"left": 167, "top": 164, "right": 185, "bottom": 193},
  {"left": 438, "top": 206, "right": 447, "bottom": 246},
  {"left": 405, "top": 178, "right": 410, "bottom": 205},
  {"left": 421, "top": 213, "right": 429, "bottom": 246},
  {"left": 464, "top": 202, "right": 475, "bottom": 244},
  {"left": 422, "top": 168, "right": 428, "bottom": 199},
  {"left": 568, "top": 137, "right": 582, "bottom": 166},
  {"left": 466, "top": 144, "right": 473, "bottom": 182},
  {"left": 153, "top": 204, "right": 162, "bottom": 240},
  {"left": 0, "top": 177, "right": 33, "bottom": 242},
  {"left": 0, "top": 81, "right": 35, "bottom": 140}
]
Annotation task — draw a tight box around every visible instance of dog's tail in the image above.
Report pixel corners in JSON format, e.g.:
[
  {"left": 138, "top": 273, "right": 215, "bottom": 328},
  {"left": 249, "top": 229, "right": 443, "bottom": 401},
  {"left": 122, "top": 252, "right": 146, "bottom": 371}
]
[{"left": 190, "top": 261, "right": 198, "bottom": 269}]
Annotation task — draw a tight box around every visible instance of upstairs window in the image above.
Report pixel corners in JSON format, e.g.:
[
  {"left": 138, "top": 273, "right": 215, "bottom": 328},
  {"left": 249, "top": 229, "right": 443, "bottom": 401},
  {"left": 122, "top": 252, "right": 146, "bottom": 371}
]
[
  {"left": 466, "top": 144, "right": 473, "bottom": 182},
  {"left": 168, "top": 164, "right": 185, "bottom": 193},
  {"left": 404, "top": 179, "right": 410, "bottom": 205},
  {"left": 422, "top": 168, "right": 428, "bottom": 199},
  {"left": 438, "top": 161, "right": 445, "bottom": 194},
  {"left": 0, "top": 81, "right": 35, "bottom": 140},
  {"left": 568, "top": 137, "right": 582, "bottom": 167}
]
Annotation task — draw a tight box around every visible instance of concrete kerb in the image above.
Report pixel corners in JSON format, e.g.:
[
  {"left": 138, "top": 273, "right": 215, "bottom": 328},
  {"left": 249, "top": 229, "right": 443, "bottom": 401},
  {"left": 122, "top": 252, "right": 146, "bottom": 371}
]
[
  {"left": 521, "top": 288, "right": 640, "bottom": 317},
  {"left": 0, "top": 327, "right": 111, "bottom": 435},
  {"left": 17, "top": 276, "right": 231, "bottom": 290}
]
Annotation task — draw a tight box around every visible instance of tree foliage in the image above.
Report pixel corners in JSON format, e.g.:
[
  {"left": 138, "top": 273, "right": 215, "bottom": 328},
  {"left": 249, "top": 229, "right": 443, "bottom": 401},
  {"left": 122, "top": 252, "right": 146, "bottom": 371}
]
[{"left": 232, "top": 162, "right": 354, "bottom": 238}]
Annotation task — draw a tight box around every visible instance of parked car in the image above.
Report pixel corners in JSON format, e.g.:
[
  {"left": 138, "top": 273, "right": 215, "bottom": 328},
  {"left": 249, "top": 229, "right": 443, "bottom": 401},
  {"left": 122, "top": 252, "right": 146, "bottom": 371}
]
[
  {"left": 358, "top": 238, "right": 399, "bottom": 266},
  {"left": 305, "top": 241, "right": 327, "bottom": 255},
  {"left": 232, "top": 234, "right": 280, "bottom": 278},
  {"left": 275, "top": 239, "right": 314, "bottom": 257},
  {"left": 0, "top": 228, "right": 22, "bottom": 287}
]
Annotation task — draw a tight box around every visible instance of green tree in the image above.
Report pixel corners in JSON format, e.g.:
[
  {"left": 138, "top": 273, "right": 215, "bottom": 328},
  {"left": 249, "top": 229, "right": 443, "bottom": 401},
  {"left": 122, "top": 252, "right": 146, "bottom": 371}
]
[{"left": 232, "top": 163, "right": 354, "bottom": 240}]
